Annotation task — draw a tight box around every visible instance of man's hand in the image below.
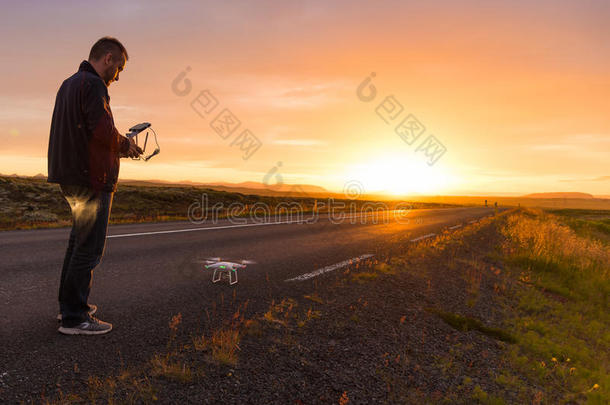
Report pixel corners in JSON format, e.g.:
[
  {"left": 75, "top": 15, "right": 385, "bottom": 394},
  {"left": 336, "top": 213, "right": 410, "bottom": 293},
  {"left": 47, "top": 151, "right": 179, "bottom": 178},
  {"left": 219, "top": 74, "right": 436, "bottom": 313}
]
[{"left": 123, "top": 137, "right": 143, "bottom": 159}]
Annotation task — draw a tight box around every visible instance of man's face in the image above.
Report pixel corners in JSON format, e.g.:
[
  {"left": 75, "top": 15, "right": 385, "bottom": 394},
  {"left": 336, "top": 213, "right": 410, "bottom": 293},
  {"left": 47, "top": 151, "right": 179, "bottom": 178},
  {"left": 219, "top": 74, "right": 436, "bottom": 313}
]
[{"left": 102, "top": 53, "right": 125, "bottom": 86}]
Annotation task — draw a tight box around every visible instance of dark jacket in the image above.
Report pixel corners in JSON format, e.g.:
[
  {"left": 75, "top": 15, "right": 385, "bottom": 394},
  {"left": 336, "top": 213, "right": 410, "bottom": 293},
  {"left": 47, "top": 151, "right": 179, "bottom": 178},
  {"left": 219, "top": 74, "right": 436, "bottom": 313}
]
[{"left": 47, "top": 60, "right": 130, "bottom": 192}]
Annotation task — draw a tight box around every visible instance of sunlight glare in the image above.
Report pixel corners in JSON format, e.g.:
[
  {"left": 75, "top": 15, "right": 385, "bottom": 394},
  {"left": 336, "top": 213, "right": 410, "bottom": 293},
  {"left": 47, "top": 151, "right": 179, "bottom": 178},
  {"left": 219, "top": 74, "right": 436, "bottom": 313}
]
[{"left": 345, "top": 154, "right": 450, "bottom": 196}]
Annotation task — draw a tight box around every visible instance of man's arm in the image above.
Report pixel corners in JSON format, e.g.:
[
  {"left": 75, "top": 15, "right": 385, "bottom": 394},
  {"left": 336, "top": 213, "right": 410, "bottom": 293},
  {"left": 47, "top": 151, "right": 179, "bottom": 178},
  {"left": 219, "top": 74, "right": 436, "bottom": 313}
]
[
  {"left": 119, "top": 134, "right": 143, "bottom": 158},
  {"left": 82, "top": 79, "right": 140, "bottom": 158}
]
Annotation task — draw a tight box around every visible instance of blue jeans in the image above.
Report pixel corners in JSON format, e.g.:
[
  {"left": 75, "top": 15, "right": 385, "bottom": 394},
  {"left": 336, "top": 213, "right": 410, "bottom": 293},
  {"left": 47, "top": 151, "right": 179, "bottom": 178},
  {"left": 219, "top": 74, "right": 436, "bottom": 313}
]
[{"left": 58, "top": 184, "right": 113, "bottom": 327}]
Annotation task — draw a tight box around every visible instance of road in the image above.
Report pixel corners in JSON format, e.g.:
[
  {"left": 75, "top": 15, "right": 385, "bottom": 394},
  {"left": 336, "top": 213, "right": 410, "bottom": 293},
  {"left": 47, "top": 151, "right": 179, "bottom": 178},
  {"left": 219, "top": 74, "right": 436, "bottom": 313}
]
[{"left": 0, "top": 206, "right": 497, "bottom": 400}]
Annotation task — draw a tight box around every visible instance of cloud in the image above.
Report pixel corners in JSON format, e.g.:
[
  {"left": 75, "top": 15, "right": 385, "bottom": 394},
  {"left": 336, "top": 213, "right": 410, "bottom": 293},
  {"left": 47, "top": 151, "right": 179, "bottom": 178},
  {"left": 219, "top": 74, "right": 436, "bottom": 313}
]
[
  {"left": 527, "top": 134, "right": 610, "bottom": 152},
  {"left": 0, "top": 96, "right": 52, "bottom": 122},
  {"left": 228, "top": 78, "right": 353, "bottom": 110},
  {"left": 272, "top": 139, "right": 327, "bottom": 146},
  {"left": 560, "top": 175, "right": 610, "bottom": 182}
]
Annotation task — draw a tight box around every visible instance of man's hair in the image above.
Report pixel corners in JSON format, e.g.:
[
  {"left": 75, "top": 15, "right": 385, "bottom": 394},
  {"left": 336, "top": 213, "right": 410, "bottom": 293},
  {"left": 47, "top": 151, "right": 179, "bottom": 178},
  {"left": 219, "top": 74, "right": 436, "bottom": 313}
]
[{"left": 88, "top": 37, "right": 129, "bottom": 62}]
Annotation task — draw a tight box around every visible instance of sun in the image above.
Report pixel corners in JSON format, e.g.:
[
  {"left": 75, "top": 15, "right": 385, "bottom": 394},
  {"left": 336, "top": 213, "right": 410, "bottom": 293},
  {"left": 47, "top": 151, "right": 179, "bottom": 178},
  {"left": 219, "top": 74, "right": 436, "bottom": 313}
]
[{"left": 344, "top": 153, "right": 450, "bottom": 196}]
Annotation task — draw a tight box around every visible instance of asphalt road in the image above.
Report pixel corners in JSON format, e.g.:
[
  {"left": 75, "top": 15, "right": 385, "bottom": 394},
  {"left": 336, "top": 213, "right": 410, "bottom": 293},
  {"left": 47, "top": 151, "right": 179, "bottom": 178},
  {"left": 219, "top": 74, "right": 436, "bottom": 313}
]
[{"left": 0, "top": 206, "right": 497, "bottom": 400}]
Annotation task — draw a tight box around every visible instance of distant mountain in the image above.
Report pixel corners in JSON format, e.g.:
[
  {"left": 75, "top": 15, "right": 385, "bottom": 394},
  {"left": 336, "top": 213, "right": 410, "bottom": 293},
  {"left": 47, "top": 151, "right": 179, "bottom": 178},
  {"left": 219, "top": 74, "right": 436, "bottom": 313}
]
[
  {"left": 117, "top": 178, "right": 330, "bottom": 196},
  {"left": 206, "top": 181, "right": 328, "bottom": 193},
  {"left": 522, "top": 192, "right": 595, "bottom": 199},
  {"left": 120, "top": 178, "right": 328, "bottom": 193}
]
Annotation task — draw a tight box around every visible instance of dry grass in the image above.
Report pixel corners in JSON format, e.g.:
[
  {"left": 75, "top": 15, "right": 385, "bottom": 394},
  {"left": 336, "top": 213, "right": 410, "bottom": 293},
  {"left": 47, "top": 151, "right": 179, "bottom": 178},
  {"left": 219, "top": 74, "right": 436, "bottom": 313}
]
[
  {"left": 454, "top": 257, "right": 485, "bottom": 307},
  {"left": 349, "top": 261, "right": 397, "bottom": 284},
  {"left": 351, "top": 271, "right": 379, "bottom": 283},
  {"left": 297, "top": 307, "right": 322, "bottom": 328},
  {"left": 192, "top": 309, "right": 244, "bottom": 366},
  {"left": 339, "top": 390, "right": 349, "bottom": 405},
  {"left": 303, "top": 293, "right": 324, "bottom": 304},
  {"left": 208, "top": 328, "right": 241, "bottom": 366},
  {"left": 503, "top": 209, "right": 609, "bottom": 277},
  {"left": 149, "top": 354, "right": 193, "bottom": 382},
  {"left": 427, "top": 308, "right": 517, "bottom": 343},
  {"left": 167, "top": 313, "right": 182, "bottom": 349},
  {"left": 502, "top": 209, "right": 609, "bottom": 305},
  {"left": 500, "top": 209, "right": 610, "bottom": 403},
  {"left": 262, "top": 298, "right": 298, "bottom": 326},
  {"left": 83, "top": 373, "right": 157, "bottom": 404}
]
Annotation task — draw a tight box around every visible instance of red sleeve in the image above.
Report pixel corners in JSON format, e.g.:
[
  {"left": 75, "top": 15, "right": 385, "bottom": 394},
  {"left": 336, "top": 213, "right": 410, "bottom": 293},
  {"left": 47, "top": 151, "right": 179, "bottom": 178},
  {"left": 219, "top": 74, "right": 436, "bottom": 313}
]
[{"left": 118, "top": 133, "right": 131, "bottom": 154}]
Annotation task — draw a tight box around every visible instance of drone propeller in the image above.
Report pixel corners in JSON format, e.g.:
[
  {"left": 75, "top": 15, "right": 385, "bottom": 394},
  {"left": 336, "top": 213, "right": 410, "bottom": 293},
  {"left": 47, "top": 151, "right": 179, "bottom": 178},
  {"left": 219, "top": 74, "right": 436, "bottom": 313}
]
[
  {"left": 240, "top": 259, "right": 257, "bottom": 265},
  {"left": 194, "top": 258, "right": 256, "bottom": 265}
]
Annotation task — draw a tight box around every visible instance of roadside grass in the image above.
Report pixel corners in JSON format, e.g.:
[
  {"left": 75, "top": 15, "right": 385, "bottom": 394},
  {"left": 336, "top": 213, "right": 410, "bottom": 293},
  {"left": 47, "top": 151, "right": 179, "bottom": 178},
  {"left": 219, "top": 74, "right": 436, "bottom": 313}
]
[
  {"left": 502, "top": 209, "right": 608, "bottom": 305},
  {"left": 350, "top": 261, "right": 397, "bottom": 284},
  {"left": 303, "top": 292, "right": 324, "bottom": 304},
  {"left": 86, "top": 374, "right": 157, "bottom": 404},
  {"left": 351, "top": 271, "right": 379, "bottom": 283},
  {"left": 297, "top": 308, "right": 322, "bottom": 328},
  {"left": 547, "top": 208, "right": 610, "bottom": 244},
  {"left": 149, "top": 354, "right": 194, "bottom": 383},
  {"left": 193, "top": 327, "right": 241, "bottom": 366},
  {"left": 262, "top": 298, "right": 298, "bottom": 327},
  {"left": 454, "top": 257, "right": 486, "bottom": 307},
  {"left": 42, "top": 373, "right": 158, "bottom": 404},
  {"left": 499, "top": 208, "right": 610, "bottom": 403},
  {"left": 259, "top": 297, "right": 323, "bottom": 330},
  {"left": 427, "top": 308, "right": 517, "bottom": 344},
  {"left": 377, "top": 208, "right": 609, "bottom": 403},
  {"left": 410, "top": 215, "right": 497, "bottom": 258}
]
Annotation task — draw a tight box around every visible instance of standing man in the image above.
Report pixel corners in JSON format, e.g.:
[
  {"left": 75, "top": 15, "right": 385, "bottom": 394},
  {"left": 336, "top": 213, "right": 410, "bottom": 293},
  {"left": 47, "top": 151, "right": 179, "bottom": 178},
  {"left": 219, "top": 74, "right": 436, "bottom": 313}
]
[{"left": 47, "top": 37, "right": 142, "bottom": 335}]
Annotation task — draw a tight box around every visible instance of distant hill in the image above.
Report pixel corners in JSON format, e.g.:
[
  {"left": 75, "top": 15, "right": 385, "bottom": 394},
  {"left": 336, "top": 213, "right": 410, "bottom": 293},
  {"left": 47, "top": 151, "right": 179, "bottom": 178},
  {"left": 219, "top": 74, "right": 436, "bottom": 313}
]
[
  {"left": 118, "top": 178, "right": 327, "bottom": 193},
  {"left": 522, "top": 192, "right": 594, "bottom": 199},
  {"left": 116, "top": 178, "right": 334, "bottom": 198},
  {"left": 0, "top": 174, "right": 330, "bottom": 196},
  {"left": 206, "top": 181, "right": 328, "bottom": 193}
]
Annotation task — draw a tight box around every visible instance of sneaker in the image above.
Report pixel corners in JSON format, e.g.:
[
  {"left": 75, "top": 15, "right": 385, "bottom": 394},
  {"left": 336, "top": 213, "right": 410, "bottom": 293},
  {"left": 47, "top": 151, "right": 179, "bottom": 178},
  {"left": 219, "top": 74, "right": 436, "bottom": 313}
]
[
  {"left": 57, "top": 304, "right": 97, "bottom": 321},
  {"left": 58, "top": 316, "right": 113, "bottom": 335}
]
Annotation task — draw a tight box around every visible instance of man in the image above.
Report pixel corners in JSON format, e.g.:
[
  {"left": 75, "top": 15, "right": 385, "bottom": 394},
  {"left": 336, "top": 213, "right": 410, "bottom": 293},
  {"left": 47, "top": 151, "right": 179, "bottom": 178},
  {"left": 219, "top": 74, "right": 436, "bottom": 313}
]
[{"left": 47, "top": 37, "right": 142, "bottom": 335}]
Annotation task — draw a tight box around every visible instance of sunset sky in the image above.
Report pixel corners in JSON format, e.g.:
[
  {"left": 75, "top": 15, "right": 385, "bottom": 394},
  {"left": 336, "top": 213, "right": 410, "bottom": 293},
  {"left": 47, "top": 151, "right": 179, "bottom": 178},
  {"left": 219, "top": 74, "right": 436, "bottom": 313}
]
[{"left": 1, "top": 0, "right": 608, "bottom": 196}]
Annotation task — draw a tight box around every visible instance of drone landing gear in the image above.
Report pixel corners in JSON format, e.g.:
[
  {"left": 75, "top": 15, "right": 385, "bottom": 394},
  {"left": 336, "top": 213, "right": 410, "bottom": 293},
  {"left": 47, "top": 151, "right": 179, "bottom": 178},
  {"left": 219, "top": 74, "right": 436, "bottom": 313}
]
[{"left": 212, "top": 267, "right": 238, "bottom": 285}]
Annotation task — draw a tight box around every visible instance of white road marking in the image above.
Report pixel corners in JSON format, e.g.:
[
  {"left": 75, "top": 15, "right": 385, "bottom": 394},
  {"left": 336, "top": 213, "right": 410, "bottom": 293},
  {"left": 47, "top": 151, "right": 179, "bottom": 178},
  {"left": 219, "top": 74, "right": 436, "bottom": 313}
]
[
  {"left": 108, "top": 220, "right": 298, "bottom": 239},
  {"left": 284, "top": 254, "right": 374, "bottom": 282},
  {"left": 448, "top": 224, "right": 462, "bottom": 230},
  {"left": 107, "top": 211, "right": 399, "bottom": 239},
  {"left": 410, "top": 233, "right": 436, "bottom": 242}
]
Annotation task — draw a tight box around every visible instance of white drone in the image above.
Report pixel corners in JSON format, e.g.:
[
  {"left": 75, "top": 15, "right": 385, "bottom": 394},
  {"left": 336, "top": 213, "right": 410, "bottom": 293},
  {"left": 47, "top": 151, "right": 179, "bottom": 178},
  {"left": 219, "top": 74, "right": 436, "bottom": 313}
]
[
  {"left": 125, "top": 122, "right": 160, "bottom": 161},
  {"left": 197, "top": 258, "right": 256, "bottom": 285}
]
